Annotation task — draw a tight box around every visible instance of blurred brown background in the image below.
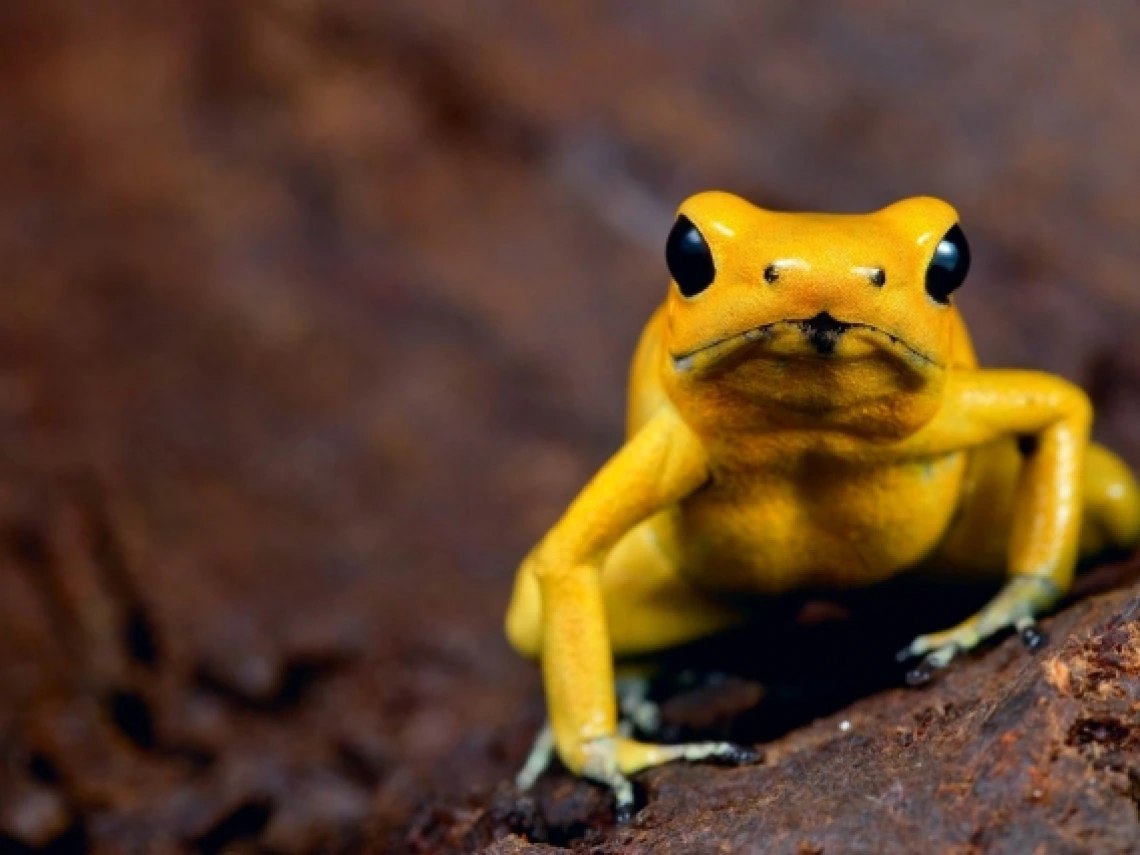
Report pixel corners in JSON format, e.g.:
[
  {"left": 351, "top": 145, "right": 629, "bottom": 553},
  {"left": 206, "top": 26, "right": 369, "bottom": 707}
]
[{"left": 2, "top": 2, "right": 1140, "bottom": 852}]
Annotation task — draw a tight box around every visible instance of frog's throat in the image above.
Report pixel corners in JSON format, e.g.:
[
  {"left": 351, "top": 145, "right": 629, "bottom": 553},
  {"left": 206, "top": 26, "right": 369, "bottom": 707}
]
[{"left": 669, "top": 317, "right": 940, "bottom": 374}]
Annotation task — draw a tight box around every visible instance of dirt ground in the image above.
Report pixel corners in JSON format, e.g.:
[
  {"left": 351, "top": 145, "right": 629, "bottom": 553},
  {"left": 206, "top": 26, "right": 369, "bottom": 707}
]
[{"left": 0, "top": 2, "right": 1139, "bottom": 853}]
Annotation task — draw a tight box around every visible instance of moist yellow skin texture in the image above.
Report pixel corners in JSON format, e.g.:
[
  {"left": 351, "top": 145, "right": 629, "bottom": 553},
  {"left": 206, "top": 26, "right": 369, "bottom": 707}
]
[{"left": 505, "top": 191, "right": 1140, "bottom": 788}]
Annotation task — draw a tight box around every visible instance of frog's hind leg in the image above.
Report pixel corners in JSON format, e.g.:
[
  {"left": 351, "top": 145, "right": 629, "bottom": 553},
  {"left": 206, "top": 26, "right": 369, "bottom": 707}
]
[
  {"left": 1078, "top": 443, "right": 1140, "bottom": 558},
  {"left": 926, "top": 440, "right": 1140, "bottom": 578}
]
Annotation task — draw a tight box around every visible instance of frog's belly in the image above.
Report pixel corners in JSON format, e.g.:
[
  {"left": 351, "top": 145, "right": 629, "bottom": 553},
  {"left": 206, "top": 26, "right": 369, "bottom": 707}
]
[{"left": 675, "top": 454, "right": 967, "bottom": 594}]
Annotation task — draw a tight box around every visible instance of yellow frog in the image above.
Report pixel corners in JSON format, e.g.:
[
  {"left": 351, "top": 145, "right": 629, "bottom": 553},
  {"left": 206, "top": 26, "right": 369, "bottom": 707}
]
[{"left": 505, "top": 191, "right": 1140, "bottom": 817}]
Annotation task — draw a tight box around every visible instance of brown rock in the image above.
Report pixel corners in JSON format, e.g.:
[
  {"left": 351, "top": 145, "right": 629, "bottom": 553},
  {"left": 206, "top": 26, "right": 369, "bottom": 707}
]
[
  {"left": 0, "top": 1, "right": 1138, "bottom": 853},
  {"left": 403, "top": 572, "right": 1140, "bottom": 854}
]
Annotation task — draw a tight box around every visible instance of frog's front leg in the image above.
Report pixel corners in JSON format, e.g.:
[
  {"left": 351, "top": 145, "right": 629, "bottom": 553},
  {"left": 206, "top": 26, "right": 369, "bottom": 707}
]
[
  {"left": 897, "top": 369, "right": 1093, "bottom": 683},
  {"left": 539, "top": 562, "right": 753, "bottom": 819},
  {"left": 522, "top": 408, "right": 755, "bottom": 818}
]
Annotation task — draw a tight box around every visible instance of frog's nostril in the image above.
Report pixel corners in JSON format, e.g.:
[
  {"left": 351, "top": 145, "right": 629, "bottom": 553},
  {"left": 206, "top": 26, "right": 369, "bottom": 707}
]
[
  {"left": 763, "top": 264, "right": 779, "bottom": 284},
  {"left": 852, "top": 266, "right": 886, "bottom": 287}
]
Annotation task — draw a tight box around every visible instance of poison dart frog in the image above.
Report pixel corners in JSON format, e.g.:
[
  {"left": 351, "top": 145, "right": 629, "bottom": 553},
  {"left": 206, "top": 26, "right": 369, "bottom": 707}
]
[{"left": 505, "top": 191, "right": 1140, "bottom": 818}]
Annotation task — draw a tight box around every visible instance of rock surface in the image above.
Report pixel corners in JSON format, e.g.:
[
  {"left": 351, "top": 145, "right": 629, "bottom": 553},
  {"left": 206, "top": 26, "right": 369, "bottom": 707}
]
[
  {"left": 0, "top": 1, "right": 1138, "bottom": 853},
  {"left": 409, "top": 569, "right": 1140, "bottom": 853}
]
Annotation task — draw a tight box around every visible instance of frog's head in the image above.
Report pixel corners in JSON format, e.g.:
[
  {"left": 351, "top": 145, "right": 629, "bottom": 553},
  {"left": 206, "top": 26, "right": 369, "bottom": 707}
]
[{"left": 662, "top": 191, "right": 969, "bottom": 426}]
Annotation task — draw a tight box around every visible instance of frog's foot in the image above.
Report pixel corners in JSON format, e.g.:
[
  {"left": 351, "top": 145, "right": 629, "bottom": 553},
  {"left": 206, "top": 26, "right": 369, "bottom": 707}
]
[
  {"left": 581, "top": 735, "right": 760, "bottom": 823},
  {"left": 517, "top": 677, "right": 663, "bottom": 792},
  {"left": 516, "top": 726, "right": 758, "bottom": 821},
  {"left": 897, "top": 575, "right": 1060, "bottom": 685}
]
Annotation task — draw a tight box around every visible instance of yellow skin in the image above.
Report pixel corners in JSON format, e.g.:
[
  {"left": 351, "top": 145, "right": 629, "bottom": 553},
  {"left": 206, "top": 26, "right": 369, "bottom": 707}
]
[{"left": 505, "top": 192, "right": 1140, "bottom": 806}]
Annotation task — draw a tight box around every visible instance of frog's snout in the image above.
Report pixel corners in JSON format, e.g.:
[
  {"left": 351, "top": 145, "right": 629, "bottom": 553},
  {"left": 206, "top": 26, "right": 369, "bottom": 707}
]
[{"left": 799, "top": 311, "right": 848, "bottom": 356}]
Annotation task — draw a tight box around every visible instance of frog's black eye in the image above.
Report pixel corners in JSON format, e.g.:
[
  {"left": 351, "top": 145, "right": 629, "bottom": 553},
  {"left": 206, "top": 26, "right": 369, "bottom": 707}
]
[
  {"left": 925, "top": 224, "right": 970, "bottom": 305},
  {"left": 666, "top": 215, "right": 716, "bottom": 298}
]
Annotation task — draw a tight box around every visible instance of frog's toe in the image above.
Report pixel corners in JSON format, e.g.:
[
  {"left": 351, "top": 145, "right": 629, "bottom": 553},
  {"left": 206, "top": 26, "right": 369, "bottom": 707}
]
[
  {"left": 710, "top": 743, "right": 762, "bottom": 765},
  {"left": 1018, "top": 620, "right": 1049, "bottom": 651},
  {"left": 896, "top": 626, "right": 976, "bottom": 663},
  {"left": 515, "top": 722, "right": 555, "bottom": 791},
  {"left": 613, "top": 792, "right": 635, "bottom": 825},
  {"left": 903, "top": 644, "right": 961, "bottom": 686},
  {"left": 895, "top": 639, "right": 924, "bottom": 663},
  {"left": 629, "top": 737, "right": 762, "bottom": 770},
  {"left": 580, "top": 735, "right": 760, "bottom": 821},
  {"left": 896, "top": 622, "right": 981, "bottom": 685}
]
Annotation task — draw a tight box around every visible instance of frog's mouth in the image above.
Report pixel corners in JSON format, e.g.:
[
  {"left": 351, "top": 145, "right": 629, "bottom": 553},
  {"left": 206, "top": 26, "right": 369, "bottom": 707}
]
[{"left": 671, "top": 312, "right": 939, "bottom": 374}]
